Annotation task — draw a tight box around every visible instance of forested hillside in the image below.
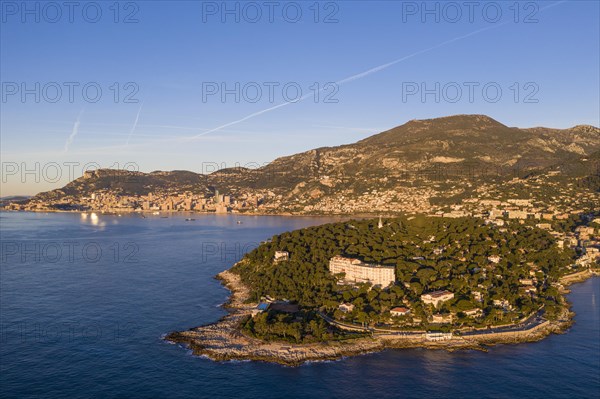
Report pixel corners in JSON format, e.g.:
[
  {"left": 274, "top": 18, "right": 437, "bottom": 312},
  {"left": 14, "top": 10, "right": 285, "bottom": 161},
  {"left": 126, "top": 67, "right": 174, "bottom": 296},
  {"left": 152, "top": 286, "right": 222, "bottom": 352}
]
[{"left": 234, "top": 216, "right": 576, "bottom": 339}]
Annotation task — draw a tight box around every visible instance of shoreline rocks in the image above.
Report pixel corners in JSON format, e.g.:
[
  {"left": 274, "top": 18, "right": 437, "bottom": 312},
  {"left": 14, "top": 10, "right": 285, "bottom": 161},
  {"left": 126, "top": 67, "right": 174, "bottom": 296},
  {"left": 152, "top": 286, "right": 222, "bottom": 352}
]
[{"left": 164, "top": 269, "right": 594, "bottom": 366}]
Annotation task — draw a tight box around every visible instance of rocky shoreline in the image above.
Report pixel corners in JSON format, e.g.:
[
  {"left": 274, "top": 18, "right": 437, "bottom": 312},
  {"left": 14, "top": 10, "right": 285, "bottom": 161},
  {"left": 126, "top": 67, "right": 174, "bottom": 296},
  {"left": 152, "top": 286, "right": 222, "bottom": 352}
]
[
  {"left": 164, "top": 269, "right": 596, "bottom": 366},
  {"left": 164, "top": 270, "right": 386, "bottom": 366}
]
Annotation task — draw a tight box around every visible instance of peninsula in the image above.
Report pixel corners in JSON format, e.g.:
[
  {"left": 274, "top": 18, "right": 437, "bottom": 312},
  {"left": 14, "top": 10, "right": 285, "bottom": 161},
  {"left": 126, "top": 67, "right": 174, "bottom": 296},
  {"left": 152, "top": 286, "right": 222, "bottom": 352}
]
[
  {"left": 6, "top": 114, "right": 599, "bottom": 364},
  {"left": 166, "top": 215, "right": 600, "bottom": 366}
]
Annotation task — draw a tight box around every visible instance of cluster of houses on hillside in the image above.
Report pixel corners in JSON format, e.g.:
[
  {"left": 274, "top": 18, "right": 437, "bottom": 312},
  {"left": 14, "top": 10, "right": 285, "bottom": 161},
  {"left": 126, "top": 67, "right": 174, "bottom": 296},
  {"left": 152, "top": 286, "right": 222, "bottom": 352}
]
[
  {"left": 440, "top": 198, "right": 576, "bottom": 221},
  {"left": 326, "top": 256, "right": 487, "bottom": 326}
]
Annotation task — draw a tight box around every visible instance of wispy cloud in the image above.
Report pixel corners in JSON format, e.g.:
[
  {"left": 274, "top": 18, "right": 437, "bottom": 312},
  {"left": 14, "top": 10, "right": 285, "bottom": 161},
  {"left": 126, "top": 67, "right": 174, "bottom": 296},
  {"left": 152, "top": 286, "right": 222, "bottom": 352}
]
[
  {"left": 63, "top": 110, "right": 84, "bottom": 153},
  {"left": 125, "top": 103, "right": 144, "bottom": 146},
  {"left": 185, "top": 102, "right": 296, "bottom": 141}
]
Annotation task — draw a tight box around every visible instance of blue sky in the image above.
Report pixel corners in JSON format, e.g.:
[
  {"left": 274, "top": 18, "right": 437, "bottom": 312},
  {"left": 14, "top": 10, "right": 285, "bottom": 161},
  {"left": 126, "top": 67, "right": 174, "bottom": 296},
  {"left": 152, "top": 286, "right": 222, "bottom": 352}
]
[{"left": 1, "top": 0, "right": 599, "bottom": 196}]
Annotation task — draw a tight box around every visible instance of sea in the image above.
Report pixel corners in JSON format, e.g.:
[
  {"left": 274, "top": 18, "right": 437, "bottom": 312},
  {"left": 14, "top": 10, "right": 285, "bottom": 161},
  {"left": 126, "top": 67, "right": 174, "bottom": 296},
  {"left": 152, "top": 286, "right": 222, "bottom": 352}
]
[{"left": 1, "top": 211, "right": 598, "bottom": 398}]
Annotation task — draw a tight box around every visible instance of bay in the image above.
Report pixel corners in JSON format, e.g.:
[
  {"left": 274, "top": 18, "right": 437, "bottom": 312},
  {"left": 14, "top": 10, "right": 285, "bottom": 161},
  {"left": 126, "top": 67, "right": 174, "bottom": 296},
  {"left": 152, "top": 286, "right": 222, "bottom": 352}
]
[{"left": 1, "top": 212, "right": 598, "bottom": 398}]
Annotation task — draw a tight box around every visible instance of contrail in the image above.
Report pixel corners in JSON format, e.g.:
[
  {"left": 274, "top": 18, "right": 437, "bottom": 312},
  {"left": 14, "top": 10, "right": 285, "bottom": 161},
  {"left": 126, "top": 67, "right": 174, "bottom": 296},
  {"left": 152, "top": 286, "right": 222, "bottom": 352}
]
[
  {"left": 186, "top": 25, "right": 503, "bottom": 140},
  {"left": 64, "top": 110, "right": 84, "bottom": 152},
  {"left": 186, "top": 31, "right": 483, "bottom": 140},
  {"left": 186, "top": 101, "right": 296, "bottom": 140},
  {"left": 186, "top": 1, "right": 566, "bottom": 141},
  {"left": 126, "top": 103, "right": 144, "bottom": 146}
]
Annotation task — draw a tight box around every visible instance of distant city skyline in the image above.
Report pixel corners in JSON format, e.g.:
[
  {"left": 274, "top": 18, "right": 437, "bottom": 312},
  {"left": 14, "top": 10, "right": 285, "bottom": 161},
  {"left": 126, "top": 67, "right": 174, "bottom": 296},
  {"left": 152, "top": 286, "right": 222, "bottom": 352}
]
[{"left": 1, "top": 0, "right": 599, "bottom": 196}]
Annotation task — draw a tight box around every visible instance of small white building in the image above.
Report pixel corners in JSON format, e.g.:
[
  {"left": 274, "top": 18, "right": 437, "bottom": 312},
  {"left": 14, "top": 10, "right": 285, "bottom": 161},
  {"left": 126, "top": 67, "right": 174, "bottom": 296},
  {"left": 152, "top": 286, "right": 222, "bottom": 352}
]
[
  {"left": 273, "top": 251, "right": 289, "bottom": 262},
  {"left": 462, "top": 308, "right": 483, "bottom": 317},
  {"left": 489, "top": 209, "right": 505, "bottom": 219},
  {"left": 338, "top": 303, "right": 355, "bottom": 313},
  {"left": 493, "top": 299, "right": 512, "bottom": 310},
  {"left": 421, "top": 290, "right": 454, "bottom": 307},
  {"left": 390, "top": 307, "right": 411, "bottom": 317},
  {"left": 425, "top": 331, "right": 453, "bottom": 341},
  {"left": 488, "top": 255, "right": 501, "bottom": 264},
  {"left": 521, "top": 285, "right": 537, "bottom": 295}
]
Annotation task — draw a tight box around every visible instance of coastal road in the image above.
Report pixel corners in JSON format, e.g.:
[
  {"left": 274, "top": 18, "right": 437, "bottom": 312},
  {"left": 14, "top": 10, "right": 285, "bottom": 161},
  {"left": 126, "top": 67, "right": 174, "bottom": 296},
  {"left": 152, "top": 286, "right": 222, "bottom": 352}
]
[
  {"left": 318, "top": 312, "right": 424, "bottom": 336},
  {"left": 319, "top": 310, "right": 548, "bottom": 338},
  {"left": 461, "top": 311, "right": 546, "bottom": 337}
]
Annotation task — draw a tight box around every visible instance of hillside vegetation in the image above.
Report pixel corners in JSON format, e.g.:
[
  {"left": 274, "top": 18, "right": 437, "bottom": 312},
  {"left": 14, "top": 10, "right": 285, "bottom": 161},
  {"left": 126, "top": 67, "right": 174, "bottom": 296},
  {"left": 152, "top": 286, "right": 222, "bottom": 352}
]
[{"left": 233, "top": 216, "right": 576, "bottom": 341}]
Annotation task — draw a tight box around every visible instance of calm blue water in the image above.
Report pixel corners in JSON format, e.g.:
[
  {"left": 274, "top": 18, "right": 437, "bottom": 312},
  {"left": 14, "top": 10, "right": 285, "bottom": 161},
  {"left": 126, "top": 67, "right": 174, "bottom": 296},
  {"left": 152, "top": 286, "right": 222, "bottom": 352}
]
[{"left": 1, "top": 212, "right": 598, "bottom": 398}]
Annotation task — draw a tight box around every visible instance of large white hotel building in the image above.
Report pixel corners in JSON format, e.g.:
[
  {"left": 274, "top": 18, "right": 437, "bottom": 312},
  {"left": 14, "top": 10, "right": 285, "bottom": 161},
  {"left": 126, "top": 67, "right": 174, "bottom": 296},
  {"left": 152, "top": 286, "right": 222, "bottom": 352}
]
[{"left": 329, "top": 256, "right": 396, "bottom": 287}]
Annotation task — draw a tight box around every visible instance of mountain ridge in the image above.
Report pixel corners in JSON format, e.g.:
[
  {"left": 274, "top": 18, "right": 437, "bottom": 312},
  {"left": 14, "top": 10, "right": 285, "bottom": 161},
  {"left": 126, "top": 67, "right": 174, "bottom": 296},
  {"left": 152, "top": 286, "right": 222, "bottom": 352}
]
[{"left": 16, "top": 114, "right": 600, "bottom": 215}]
